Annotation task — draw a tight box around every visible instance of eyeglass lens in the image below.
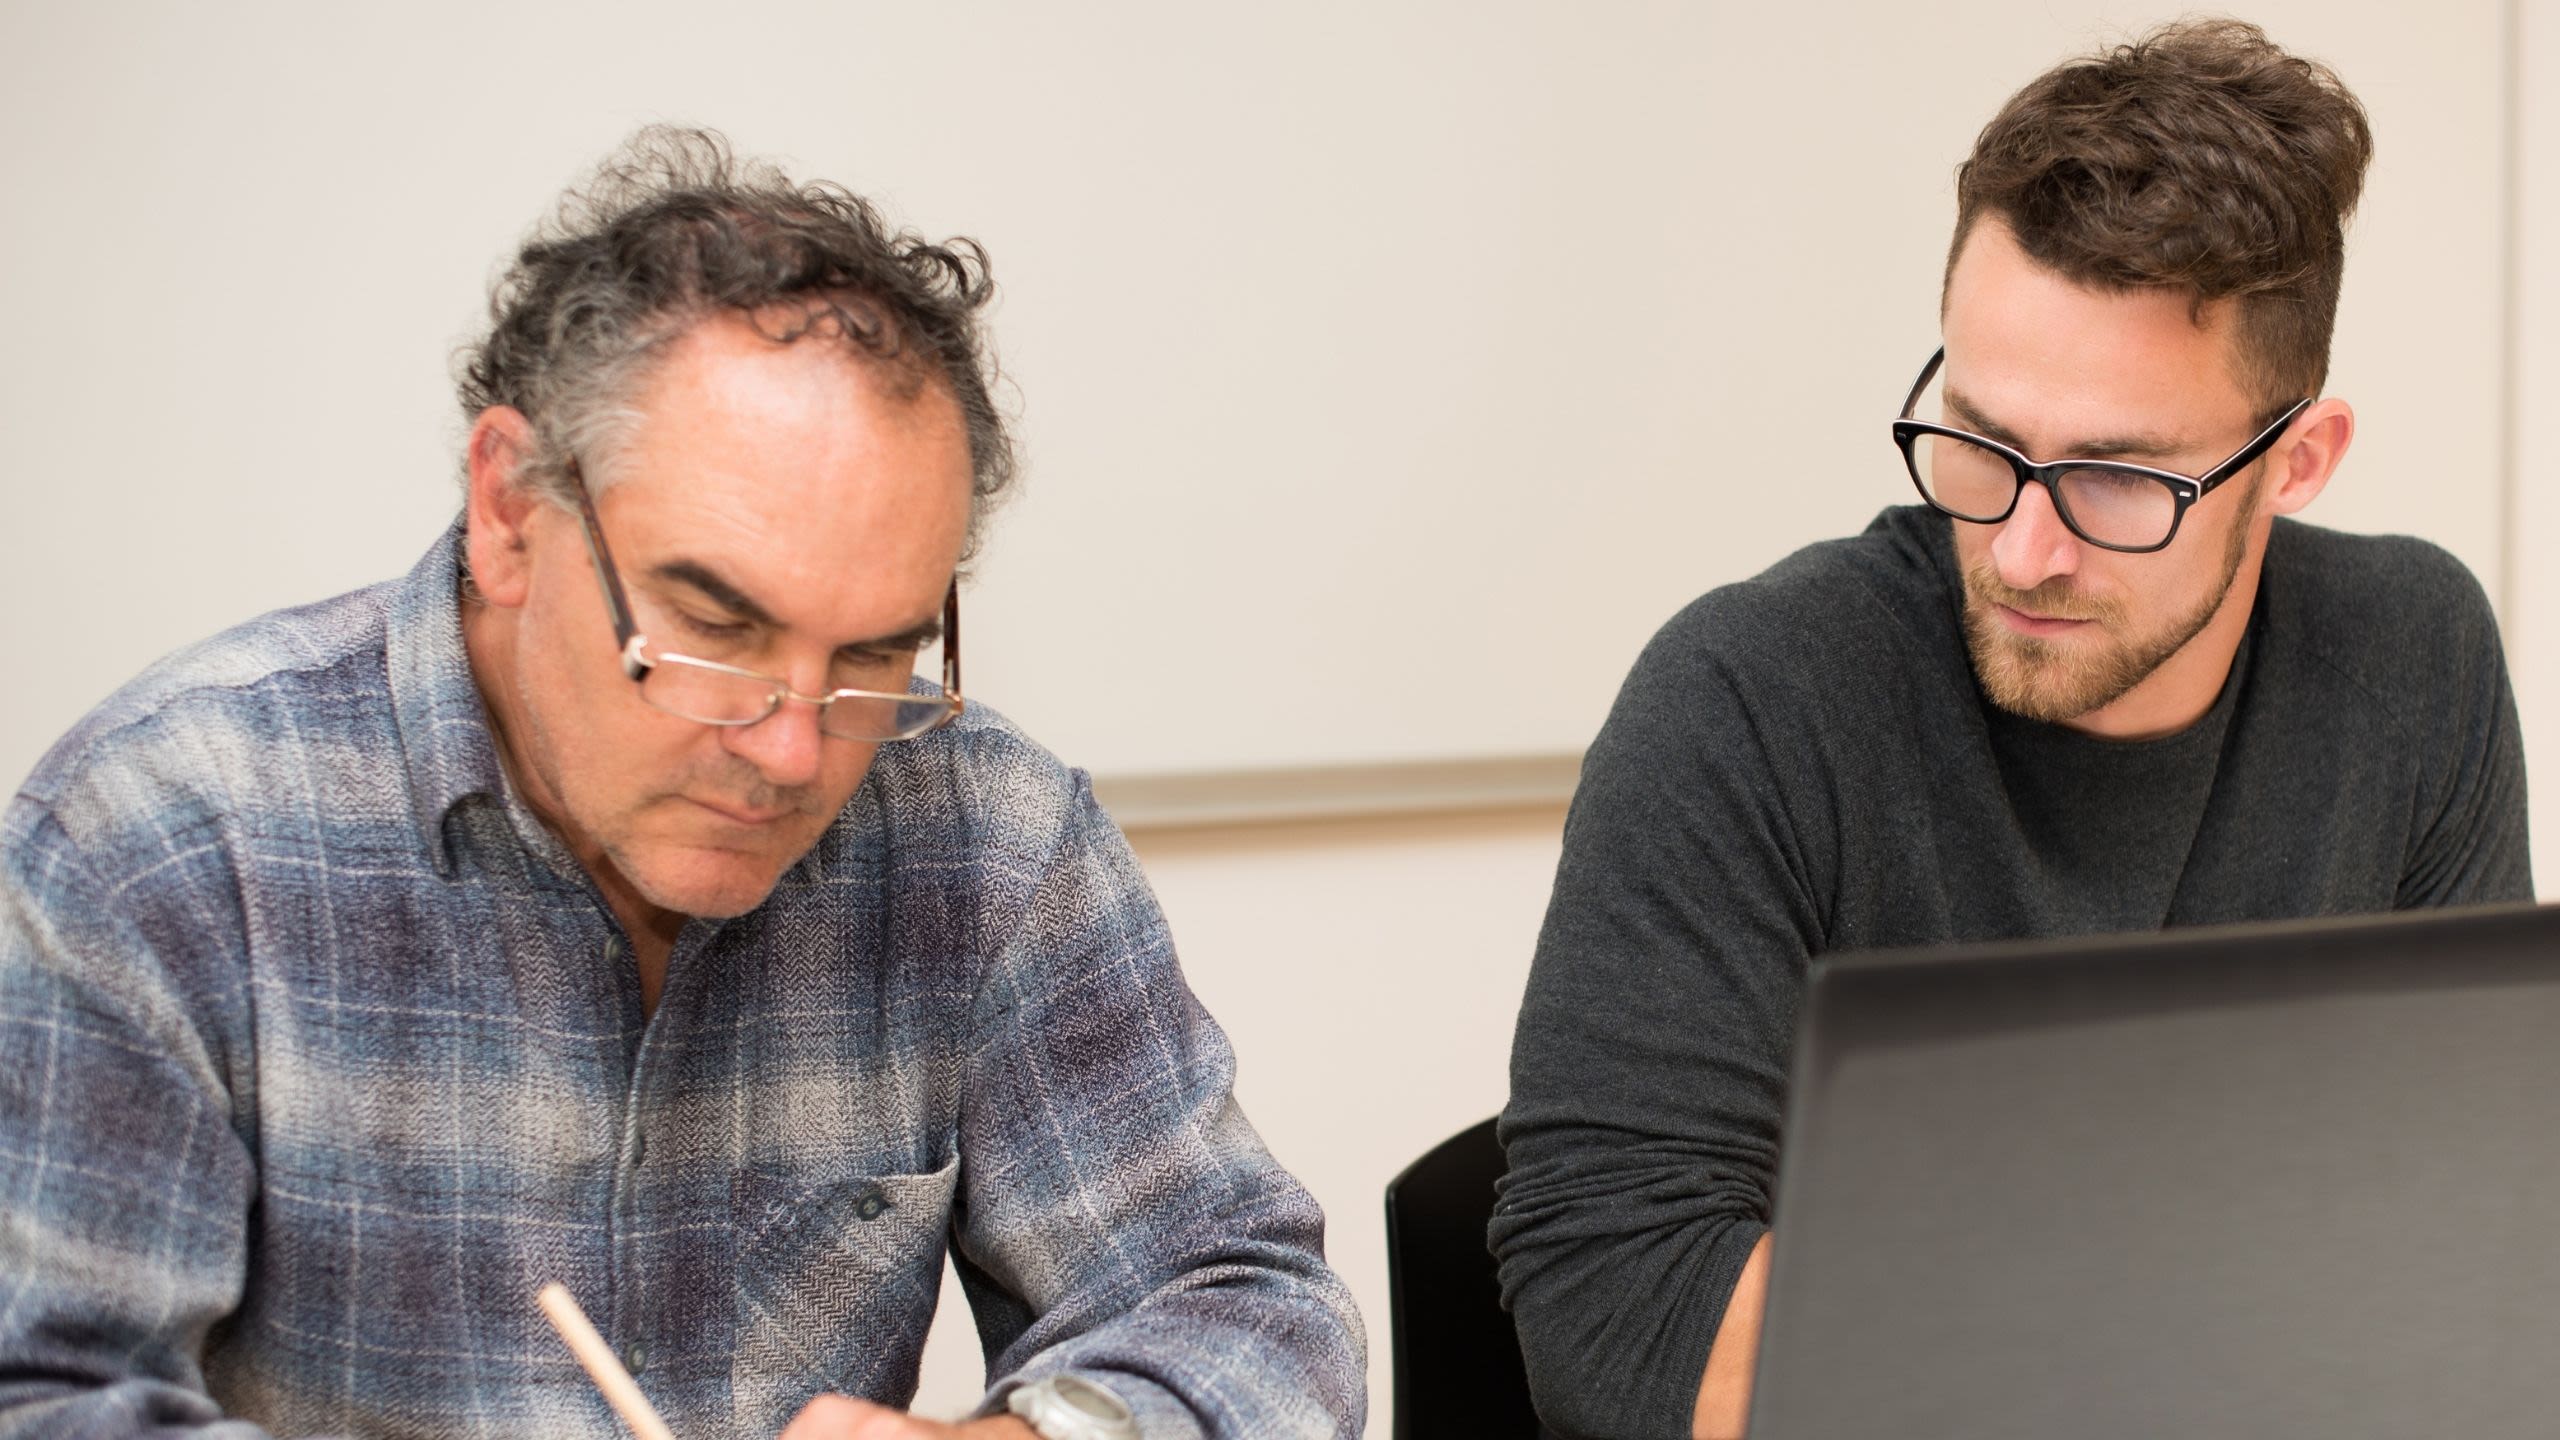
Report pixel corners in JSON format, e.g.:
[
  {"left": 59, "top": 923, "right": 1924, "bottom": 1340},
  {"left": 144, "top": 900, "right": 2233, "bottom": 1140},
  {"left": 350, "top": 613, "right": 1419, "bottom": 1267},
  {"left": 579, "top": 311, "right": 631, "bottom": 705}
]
[
  {"left": 636, "top": 660, "right": 954, "bottom": 742},
  {"left": 1907, "top": 432, "right": 2181, "bottom": 550}
]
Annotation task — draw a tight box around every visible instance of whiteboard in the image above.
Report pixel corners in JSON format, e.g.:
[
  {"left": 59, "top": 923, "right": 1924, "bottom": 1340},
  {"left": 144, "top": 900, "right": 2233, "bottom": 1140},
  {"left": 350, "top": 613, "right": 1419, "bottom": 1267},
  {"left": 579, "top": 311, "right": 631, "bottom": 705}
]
[{"left": 0, "top": 1, "right": 2509, "bottom": 790}]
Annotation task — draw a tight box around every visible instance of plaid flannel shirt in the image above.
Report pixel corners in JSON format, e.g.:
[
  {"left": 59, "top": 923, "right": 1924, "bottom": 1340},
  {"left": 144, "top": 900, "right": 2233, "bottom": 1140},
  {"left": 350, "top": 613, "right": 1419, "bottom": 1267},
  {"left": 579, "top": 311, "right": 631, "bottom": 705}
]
[{"left": 0, "top": 526, "right": 1363, "bottom": 1439}]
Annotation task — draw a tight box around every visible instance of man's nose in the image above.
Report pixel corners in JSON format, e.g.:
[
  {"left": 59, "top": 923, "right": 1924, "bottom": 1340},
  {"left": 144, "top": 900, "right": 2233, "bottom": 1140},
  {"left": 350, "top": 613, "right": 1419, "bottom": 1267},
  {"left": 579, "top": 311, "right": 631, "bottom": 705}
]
[
  {"left": 722, "top": 675, "right": 828, "bottom": 789},
  {"left": 1989, "top": 479, "right": 2083, "bottom": 592}
]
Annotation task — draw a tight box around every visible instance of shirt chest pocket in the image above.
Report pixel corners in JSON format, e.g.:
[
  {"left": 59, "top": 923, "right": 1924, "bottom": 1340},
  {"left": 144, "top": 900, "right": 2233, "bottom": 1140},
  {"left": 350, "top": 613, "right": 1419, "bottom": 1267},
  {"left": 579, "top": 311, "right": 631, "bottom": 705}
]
[{"left": 728, "top": 1158, "right": 962, "bottom": 1432}]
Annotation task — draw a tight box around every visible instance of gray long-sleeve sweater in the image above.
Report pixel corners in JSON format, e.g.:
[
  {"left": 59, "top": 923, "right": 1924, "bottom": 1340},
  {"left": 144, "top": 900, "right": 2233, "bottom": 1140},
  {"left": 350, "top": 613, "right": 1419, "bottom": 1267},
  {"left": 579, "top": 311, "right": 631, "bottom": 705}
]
[{"left": 1493, "top": 505, "right": 2532, "bottom": 1439}]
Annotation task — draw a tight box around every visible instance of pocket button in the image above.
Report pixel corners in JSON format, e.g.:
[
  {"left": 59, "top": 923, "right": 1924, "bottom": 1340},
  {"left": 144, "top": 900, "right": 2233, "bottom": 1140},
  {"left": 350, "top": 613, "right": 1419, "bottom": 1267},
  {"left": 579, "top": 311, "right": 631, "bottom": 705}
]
[{"left": 855, "top": 1191, "right": 889, "bottom": 1222}]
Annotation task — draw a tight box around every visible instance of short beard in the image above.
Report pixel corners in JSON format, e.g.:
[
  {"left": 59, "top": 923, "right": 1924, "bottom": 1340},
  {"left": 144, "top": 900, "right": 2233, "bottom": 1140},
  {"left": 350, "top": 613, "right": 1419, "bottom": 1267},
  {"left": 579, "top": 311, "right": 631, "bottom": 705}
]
[{"left": 1960, "top": 476, "right": 2259, "bottom": 725}]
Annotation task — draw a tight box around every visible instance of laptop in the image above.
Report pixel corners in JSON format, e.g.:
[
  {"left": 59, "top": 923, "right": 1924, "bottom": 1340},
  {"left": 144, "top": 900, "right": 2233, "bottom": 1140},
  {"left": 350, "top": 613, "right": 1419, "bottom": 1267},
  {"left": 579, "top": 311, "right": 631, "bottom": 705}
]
[{"left": 1747, "top": 902, "right": 2560, "bottom": 1440}]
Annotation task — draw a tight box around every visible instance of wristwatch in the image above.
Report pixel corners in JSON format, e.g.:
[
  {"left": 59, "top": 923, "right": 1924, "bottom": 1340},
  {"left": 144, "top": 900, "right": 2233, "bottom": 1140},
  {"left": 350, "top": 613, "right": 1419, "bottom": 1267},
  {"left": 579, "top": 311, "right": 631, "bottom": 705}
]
[{"left": 1006, "top": 1374, "right": 1139, "bottom": 1440}]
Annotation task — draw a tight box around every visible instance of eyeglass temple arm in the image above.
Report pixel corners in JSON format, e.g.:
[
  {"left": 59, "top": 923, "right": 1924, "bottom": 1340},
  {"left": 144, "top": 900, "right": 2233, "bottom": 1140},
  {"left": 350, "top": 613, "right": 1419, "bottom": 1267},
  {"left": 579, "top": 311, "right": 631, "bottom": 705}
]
[
  {"left": 940, "top": 579, "right": 963, "bottom": 704},
  {"left": 2192, "top": 396, "right": 2317, "bottom": 499},
  {"left": 1900, "top": 347, "right": 1947, "bottom": 420},
  {"left": 569, "top": 463, "right": 651, "bottom": 680}
]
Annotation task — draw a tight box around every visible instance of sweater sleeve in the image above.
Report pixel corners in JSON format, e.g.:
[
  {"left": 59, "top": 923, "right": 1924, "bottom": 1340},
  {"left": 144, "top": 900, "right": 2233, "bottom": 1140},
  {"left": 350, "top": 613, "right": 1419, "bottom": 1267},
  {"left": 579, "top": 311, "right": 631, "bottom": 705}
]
[
  {"left": 2394, "top": 581, "right": 2533, "bottom": 907},
  {"left": 1492, "top": 610, "right": 1830, "bottom": 1440}
]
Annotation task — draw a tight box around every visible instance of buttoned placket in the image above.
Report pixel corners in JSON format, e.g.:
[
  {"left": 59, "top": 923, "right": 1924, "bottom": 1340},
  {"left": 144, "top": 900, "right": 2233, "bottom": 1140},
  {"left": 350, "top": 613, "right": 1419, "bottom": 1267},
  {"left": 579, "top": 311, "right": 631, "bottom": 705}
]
[
  {"left": 600, "top": 924, "right": 651, "bottom": 1391},
  {"left": 604, "top": 914, "right": 717, "bottom": 1405},
  {"left": 461, "top": 797, "right": 676, "bottom": 1422}
]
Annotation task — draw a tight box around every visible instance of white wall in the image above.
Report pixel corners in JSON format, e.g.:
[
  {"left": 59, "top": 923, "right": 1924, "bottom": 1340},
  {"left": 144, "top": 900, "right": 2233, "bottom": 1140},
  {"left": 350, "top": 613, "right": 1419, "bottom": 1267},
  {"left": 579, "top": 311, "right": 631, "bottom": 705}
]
[
  {"left": 2516, "top": 0, "right": 2560, "bottom": 900},
  {"left": 0, "top": 0, "right": 2521, "bottom": 792}
]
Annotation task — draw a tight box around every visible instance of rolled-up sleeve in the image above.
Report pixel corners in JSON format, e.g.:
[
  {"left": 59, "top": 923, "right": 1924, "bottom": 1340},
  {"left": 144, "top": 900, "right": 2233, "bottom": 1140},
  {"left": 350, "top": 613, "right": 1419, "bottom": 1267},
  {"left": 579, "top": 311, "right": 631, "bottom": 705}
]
[{"left": 948, "top": 778, "right": 1365, "bottom": 1439}]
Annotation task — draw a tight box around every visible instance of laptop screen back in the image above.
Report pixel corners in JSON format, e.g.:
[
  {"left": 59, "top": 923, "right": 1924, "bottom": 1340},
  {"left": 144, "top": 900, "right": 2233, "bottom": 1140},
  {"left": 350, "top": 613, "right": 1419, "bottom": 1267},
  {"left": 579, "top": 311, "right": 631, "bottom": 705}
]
[{"left": 1748, "top": 904, "right": 2560, "bottom": 1440}]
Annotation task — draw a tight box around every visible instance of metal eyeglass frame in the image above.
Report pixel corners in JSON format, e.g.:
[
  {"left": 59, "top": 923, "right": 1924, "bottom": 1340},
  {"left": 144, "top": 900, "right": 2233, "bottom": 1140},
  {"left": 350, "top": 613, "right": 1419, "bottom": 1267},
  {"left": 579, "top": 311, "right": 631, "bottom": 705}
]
[
  {"left": 1891, "top": 346, "right": 2314, "bottom": 554},
  {"left": 568, "top": 460, "right": 963, "bottom": 742}
]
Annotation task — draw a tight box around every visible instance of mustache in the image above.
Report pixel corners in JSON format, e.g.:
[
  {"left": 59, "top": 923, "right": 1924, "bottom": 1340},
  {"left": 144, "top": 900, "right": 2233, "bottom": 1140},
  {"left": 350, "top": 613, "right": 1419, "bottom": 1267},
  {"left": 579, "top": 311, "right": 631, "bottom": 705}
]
[
  {"left": 1962, "top": 563, "right": 2122, "bottom": 626},
  {"left": 679, "top": 758, "right": 826, "bottom": 817}
]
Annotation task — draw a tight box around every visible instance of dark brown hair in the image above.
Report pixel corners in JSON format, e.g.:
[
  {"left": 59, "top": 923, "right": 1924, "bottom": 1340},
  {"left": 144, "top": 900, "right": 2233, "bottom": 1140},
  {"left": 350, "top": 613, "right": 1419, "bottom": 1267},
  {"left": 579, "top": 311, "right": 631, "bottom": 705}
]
[{"left": 1948, "top": 19, "right": 2374, "bottom": 410}]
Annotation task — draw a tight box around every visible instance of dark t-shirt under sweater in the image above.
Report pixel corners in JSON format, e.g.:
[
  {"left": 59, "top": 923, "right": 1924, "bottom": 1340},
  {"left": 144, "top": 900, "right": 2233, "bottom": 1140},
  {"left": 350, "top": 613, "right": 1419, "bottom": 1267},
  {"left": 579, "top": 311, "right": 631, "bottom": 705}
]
[{"left": 1493, "top": 505, "right": 2532, "bottom": 1439}]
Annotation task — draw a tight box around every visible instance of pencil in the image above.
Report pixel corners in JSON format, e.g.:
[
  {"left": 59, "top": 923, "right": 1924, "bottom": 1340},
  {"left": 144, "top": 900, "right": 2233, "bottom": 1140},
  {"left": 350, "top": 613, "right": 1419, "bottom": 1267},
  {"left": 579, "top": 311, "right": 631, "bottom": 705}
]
[{"left": 535, "top": 1282, "right": 677, "bottom": 1440}]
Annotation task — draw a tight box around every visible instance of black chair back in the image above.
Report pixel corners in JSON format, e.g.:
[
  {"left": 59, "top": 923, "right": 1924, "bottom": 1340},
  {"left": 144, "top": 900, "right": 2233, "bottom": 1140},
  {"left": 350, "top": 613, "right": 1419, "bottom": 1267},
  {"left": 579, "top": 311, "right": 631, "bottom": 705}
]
[{"left": 1383, "top": 1117, "right": 1542, "bottom": 1438}]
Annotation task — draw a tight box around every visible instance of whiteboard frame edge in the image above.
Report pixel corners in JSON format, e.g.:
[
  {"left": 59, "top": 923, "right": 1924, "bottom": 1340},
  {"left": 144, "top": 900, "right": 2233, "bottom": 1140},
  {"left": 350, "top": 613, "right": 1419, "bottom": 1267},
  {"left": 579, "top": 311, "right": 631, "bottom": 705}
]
[{"left": 1094, "top": 752, "right": 1584, "bottom": 833}]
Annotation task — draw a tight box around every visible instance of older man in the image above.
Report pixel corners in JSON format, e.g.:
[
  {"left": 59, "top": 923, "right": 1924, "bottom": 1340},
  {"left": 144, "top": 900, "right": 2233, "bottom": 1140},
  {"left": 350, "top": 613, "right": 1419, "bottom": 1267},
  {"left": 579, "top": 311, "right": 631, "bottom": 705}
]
[
  {"left": 1496, "top": 21, "right": 2530, "bottom": 1440},
  {"left": 0, "top": 130, "right": 1362, "bottom": 1439}
]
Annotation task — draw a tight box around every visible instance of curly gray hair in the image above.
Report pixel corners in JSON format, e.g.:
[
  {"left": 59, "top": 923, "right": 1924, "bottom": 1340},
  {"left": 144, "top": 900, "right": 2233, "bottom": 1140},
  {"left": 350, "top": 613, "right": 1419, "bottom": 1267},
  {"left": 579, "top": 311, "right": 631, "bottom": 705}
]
[{"left": 456, "top": 126, "right": 1015, "bottom": 557}]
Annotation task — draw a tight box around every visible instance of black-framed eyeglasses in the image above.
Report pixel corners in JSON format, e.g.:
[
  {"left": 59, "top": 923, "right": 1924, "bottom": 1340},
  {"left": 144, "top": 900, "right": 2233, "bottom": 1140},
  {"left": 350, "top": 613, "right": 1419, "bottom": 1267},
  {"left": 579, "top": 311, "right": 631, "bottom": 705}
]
[
  {"left": 568, "top": 461, "right": 963, "bottom": 743},
  {"left": 1892, "top": 347, "right": 2313, "bottom": 554}
]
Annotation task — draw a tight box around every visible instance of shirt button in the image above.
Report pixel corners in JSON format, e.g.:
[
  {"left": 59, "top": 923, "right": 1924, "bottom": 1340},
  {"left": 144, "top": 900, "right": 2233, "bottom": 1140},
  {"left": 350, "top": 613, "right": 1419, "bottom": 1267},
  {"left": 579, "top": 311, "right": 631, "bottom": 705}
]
[
  {"left": 602, "top": 937, "right": 622, "bottom": 964},
  {"left": 624, "top": 1341, "right": 647, "bottom": 1376}
]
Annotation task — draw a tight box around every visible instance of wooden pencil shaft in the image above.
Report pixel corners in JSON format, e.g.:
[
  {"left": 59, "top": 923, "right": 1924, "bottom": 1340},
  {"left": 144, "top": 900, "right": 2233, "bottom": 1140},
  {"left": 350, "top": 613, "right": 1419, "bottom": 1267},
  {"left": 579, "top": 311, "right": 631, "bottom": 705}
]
[{"left": 535, "top": 1282, "right": 677, "bottom": 1440}]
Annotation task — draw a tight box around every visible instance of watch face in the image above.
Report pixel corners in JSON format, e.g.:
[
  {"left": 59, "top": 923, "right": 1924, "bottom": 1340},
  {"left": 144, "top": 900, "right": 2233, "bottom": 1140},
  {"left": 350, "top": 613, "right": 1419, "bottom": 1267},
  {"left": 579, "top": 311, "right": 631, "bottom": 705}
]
[{"left": 1012, "top": 1374, "right": 1138, "bottom": 1439}]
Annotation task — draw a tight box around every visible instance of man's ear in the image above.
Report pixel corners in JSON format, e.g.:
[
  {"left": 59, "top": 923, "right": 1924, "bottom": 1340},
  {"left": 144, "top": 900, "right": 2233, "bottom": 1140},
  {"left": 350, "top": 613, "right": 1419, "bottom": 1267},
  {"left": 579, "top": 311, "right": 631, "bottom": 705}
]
[
  {"left": 463, "top": 407, "right": 544, "bottom": 608},
  {"left": 2264, "top": 398, "right": 2354, "bottom": 518}
]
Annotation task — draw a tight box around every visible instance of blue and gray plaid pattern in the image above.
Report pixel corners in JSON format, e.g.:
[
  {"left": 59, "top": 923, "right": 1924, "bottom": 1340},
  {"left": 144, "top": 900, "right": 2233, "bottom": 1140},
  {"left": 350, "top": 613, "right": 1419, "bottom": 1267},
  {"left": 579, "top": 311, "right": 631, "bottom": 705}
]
[{"left": 0, "top": 526, "right": 1364, "bottom": 1439}]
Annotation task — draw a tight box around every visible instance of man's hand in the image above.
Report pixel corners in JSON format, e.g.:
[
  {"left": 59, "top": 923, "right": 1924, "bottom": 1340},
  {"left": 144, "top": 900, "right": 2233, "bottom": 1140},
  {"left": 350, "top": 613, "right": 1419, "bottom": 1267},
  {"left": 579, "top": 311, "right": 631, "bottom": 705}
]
[
  {"left": 778, "top": 1395, "right": 1039, "bottom": 1440},
  {"left": 1691, "top": 1233, "right": 1773, "bottom": 1440}
]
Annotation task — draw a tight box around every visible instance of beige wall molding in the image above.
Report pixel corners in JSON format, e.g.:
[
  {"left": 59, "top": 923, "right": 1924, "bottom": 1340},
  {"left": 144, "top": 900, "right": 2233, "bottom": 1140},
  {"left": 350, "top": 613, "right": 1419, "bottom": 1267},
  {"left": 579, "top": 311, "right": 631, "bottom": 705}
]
[{"left": 1094, "top": 752, "right": 1584, "bottom": 832}]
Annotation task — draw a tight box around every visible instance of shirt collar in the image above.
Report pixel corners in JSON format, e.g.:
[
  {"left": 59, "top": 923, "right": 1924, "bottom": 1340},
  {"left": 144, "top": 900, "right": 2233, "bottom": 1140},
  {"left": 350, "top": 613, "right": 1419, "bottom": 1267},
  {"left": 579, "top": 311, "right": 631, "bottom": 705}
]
[{"left": 386, "top": 521, "right": 509, "bottom": 876}]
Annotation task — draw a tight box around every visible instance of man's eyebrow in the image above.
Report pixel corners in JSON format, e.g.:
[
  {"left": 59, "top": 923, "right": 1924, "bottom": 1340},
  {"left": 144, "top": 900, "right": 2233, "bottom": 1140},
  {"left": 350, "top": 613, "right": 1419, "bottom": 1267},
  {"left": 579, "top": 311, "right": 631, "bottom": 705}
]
[
  {"left": 651, "top": 560, "right": 780, "bottom": 628},
  {"left": 856, "top": 615, "right": 945, "bottom": 655},
  {"left": 649, "top": 558, "right": 944, "bottom": 654},
  {"left": 1943, "top": 388, "right": 2195, "bottom": 462}
]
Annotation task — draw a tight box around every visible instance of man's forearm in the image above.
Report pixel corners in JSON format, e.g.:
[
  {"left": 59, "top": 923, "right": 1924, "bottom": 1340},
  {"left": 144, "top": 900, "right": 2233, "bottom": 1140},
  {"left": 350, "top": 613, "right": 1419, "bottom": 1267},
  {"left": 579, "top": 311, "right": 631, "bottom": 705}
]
[{"left": 1691, "top": 1234, "right": 1773, "bottom": 1440}]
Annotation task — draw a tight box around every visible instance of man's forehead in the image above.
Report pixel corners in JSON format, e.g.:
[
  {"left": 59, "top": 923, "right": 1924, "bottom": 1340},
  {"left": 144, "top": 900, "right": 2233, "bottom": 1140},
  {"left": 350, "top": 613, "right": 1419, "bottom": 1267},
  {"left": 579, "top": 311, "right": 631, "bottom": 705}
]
[
  {"left": 1939, "top": 250, "right": 2258, "bottom": 452},
  {"left": 602, "top": 328, "right": 969, "bottom": 515},
  {"left": 1942, "top": 219, "right": 2256, "bottom": 413},
  {"left": 602, "top": 467, "right": 962, "bottom": 571},
  {"left": 633, "top": 317, "right": 962, "bottom": 435},
  {"left": 581, "top": 328, "right": 972, "bottom": 641}
]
